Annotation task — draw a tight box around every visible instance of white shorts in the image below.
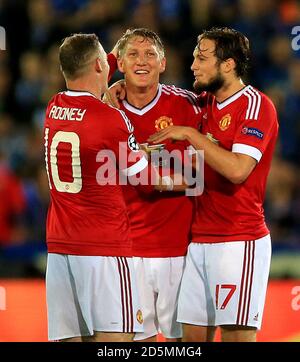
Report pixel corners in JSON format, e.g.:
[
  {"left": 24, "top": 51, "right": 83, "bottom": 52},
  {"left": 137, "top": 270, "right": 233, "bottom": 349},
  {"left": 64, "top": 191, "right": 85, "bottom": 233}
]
[
  {"left": 46, "top": 254, "right": 143, "bottom": 340},
  {"left": 133, "top": 256, "right": 184, "bottom": 340},
  {"left": 177, "top": 235, "right": 271, "bottom": 329}
]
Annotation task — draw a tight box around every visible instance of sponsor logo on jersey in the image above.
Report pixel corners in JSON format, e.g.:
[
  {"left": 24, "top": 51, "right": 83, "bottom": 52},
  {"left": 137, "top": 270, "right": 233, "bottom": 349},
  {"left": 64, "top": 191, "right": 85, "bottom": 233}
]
[
  {"left": 155, "top": 116, "right": 173, "bottom": 131},
  {"left": 128, "top": 134, "right": 140, "bottom": 152},
  {"left": 242, "top": 127, "right": 264, "bottom": 139},
  {"left": 219, "top": 114, "right": 231, "bottom": 131},
  {"left": 136, "top": 309, "right": 143, "bottom": 324},
  {"left": 206, "top": 132, "right": 219, "bottom": 145}
]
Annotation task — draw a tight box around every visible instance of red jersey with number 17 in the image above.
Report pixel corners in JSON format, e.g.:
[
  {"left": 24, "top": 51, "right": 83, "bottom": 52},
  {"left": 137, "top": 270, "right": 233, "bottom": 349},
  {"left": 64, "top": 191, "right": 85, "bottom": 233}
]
[
  {"left": 192, "top": 85, "right": 279, "bottom": 243},
  {"left": 44, "top": 90, "right": 148, "bottom": 256}
]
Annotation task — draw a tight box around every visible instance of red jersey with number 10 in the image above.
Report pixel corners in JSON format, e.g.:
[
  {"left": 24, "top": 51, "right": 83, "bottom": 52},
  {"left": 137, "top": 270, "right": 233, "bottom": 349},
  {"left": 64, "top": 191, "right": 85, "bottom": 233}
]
[{"left": 44, "top": 90, "right": 148, "bottom": 256}]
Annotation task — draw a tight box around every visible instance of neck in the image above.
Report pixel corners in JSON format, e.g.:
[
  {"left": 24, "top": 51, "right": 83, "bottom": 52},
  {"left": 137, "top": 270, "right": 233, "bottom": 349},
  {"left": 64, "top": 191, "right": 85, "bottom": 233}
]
[
  {"left": 214, "top": 78, "right": 245, "bottom": 103},
  {"left": 126, "top": 84, "right": 159, "bottom": 109},
  {"left": 66, "top": 78, "right": 102, "bottom": 100}
]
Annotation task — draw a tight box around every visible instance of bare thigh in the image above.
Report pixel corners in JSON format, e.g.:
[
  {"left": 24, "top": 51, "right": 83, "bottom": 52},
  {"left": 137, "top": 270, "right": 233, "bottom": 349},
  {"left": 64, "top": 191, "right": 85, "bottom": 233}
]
[
  {"left": 221, "top": 325, "right": 257, "bottom": 342},
  {"left": 183, "top": 324, "right": 216, "bottom": 342},
  {"left": 60, "top": 332, "right": 134, "bottom": 342}
]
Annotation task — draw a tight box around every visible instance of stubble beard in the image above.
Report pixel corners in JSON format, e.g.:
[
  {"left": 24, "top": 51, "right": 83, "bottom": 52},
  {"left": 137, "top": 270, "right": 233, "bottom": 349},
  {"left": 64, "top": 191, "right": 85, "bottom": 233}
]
[{"left": 193, "top": 71, "right": 225, "bottom": 95}]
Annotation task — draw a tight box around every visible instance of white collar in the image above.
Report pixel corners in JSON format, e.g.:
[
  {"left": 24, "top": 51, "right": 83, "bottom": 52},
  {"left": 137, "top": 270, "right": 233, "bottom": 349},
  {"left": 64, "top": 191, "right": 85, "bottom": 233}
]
[
  {"left": 122, "top": 84, "right": 162, "bottom": 115},
  {"left": 216, "top": 85, "right": 250, "bottom": 110},
  {"left": 64, "top": 90, "right": 97, "bottom": 98}
]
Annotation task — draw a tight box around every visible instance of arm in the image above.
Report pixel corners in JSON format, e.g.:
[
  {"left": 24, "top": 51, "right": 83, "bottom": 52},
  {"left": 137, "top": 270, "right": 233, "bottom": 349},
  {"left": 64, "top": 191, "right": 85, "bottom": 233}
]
[
  {"left": 154, "top": 172, "right": 189, "bottom": 192},
  {"left": 148, "top": 126, "right": 256, "bottom": 185},
  {"left": 107, "top": 53, "right": 118, "bottom": 82},
  {"left": 113, "top": 110, "right": 188, "bottom": 193}
]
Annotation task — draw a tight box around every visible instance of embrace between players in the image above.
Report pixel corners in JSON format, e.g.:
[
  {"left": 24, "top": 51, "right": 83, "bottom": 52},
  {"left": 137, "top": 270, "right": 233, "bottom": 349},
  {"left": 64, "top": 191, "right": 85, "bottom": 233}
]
[{"left": 44, "top": 27, "right": 278, "bottom": 342}]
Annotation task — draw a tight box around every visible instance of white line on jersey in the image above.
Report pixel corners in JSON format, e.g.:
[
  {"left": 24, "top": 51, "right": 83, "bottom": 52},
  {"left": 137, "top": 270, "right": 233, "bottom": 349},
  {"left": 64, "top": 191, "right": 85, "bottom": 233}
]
[
  {"left": 244, "top": 86, "right": 261, "bottom": 120},
  {"left": 162, "top": 85, "right": 201, "bottom": 114}
]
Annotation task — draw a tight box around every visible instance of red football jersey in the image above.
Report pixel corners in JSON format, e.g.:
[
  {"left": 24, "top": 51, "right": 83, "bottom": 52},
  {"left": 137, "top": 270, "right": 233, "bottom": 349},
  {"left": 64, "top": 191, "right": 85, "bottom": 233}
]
[
  {"left": 192, "top": 85, "right": 279, "bottom": 243},
  {"left": 120, "top": 84, "right": 201, "bottom": 257},
  {"left": 44, "top": 90, "right": 148, "bottom": 256}
]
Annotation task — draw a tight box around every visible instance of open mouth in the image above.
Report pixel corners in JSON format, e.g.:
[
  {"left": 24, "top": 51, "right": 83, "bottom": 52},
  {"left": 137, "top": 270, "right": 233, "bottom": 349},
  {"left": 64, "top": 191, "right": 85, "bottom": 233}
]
[{"left": 134, "top": 70, "right": 150, "bottom": 74}]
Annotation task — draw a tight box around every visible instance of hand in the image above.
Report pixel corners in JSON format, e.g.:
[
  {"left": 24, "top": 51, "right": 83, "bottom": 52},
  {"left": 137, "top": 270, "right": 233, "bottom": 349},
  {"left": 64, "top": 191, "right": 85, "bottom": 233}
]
[
  {"left": 102, "top": 79, "right": 126, "bottom": 108},
  {"left": 148, "top": 126, "right": 191, "bottom": 144}
]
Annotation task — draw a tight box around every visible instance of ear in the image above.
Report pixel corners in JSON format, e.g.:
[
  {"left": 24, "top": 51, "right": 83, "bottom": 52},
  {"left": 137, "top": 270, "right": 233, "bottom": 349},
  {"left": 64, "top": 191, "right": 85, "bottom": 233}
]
[
  {"left": 222, "top": 58, "right": 235, "bottom": 74},
  {"left": 159, "top": 57, "right": 166, "bottom": 74},
  {"left": 95, "top": 58, "right": 102, "bottom": 74},
  {"left": 117, "top": 58, "right": 125, "bottom": 74}
]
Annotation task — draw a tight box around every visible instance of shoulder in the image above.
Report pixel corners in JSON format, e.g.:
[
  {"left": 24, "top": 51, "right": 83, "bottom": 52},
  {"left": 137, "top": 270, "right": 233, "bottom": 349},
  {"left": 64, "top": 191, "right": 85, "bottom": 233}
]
[
  {"left": 90, "top": 99, "right": 128, "bottom": 119},
  {"left": 161, "top": 84, "right": 198, "bottom": 102},
  {"left": 161, "top": 84, "right": 201, "bottom": 114},
  {"left": 241, "top": 85, "right": 277, "bottom": 120},
  {"left": 46, "top": 92, "right": 61, "bottom": 109},
  {"left": 100, "top": 102, "right": 134, "bottom": 133}
]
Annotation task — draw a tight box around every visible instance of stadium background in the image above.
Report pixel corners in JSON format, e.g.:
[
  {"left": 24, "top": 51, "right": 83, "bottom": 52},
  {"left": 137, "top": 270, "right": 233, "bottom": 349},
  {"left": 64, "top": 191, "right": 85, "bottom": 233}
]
[{"left": 0, "top": 0, "right": 299, "bottom": 341}]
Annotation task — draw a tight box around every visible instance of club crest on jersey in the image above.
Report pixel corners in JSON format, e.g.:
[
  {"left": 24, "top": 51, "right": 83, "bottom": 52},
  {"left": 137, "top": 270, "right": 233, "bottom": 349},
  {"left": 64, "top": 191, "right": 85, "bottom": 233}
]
[
  {"left": 242, "top": 127, "right": 264, "bottom": 139},
  {"left": 206, "top": 132, "right": 219, "bottom": 145},
  {"left": 155, "top": 116, "right": 173, "bottom": 131},
  {"left": 219, "top": 114, "right": 231, "bottom": 131},
  {"left": 128, "top": 134, "right": 140, "bottom": 152},
  {"left": 136, "top": 309, "right": 143, "bottom": 324}
]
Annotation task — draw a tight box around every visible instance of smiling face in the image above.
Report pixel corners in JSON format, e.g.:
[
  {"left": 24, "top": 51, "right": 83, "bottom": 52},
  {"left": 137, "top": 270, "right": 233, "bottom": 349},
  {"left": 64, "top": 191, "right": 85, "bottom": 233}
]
[
  {"left": 117, "top": 36, "right": 166, "bottom": 90},
  {"left": 191, "top": 38, "right": 225, "bottom": 94}
]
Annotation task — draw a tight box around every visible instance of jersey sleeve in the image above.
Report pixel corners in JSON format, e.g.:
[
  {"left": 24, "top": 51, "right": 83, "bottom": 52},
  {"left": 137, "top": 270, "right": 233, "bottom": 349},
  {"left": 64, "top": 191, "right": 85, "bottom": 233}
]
[
  {"left": 107, "top": 53, "right": 118, "bottom": 82},
  {"left": 103, "top": 108, "right": 156, "bottom": 192},
  {"left": 105, "top": 108, "right": 147, "bottom": 173},
  {"left": 232, "top": 95, "right": 279, "bottom": 162}
]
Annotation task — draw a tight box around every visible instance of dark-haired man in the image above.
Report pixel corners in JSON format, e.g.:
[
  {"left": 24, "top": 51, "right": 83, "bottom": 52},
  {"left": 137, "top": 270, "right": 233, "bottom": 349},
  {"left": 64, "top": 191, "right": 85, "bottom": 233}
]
[{"left": 149, "top": 27, "right": 279, "bottom": 342}]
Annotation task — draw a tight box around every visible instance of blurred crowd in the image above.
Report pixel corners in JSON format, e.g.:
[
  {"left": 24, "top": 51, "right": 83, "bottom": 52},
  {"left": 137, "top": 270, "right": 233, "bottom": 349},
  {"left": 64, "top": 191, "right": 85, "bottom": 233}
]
[{"left": 0, "top": 0, "right": 300, "bottom": 277}]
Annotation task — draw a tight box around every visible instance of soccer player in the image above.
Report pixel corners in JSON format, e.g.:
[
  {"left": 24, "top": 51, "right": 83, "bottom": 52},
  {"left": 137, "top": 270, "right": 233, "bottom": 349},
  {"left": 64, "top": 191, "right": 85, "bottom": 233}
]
[
  {"left": 107, "top": 28, "right": 201, "bottom": 342},
  {"left": 44, "top": 33, "right": 153, "bottom": 342},
  {"left": 149, "top": 27, "right": 279, "bottom": 342}
]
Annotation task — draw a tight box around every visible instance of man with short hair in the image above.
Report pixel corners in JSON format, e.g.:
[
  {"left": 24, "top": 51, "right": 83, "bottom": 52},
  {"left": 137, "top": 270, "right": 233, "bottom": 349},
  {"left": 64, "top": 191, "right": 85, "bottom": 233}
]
[
  {"left": 107, "top": 28, "right": 200, "bottom": 342},
  {"left": 44, "top": 33, "right": 151, "bottom": 342},
  {"left": 149, "top": 27, "right": 279, "bottom": 342}
]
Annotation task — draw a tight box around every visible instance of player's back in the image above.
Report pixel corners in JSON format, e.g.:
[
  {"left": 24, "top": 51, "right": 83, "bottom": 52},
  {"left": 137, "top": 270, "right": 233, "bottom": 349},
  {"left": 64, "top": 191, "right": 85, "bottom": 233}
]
[{"left": 44, "top": 91, "right": 132, "bottom": 257}]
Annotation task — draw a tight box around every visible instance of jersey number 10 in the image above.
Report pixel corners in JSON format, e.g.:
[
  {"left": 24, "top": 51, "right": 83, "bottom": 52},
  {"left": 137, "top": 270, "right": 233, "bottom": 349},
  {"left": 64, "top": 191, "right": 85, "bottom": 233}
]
[{"left": 44, "top": 128, "right": 82, "bottom": 193}]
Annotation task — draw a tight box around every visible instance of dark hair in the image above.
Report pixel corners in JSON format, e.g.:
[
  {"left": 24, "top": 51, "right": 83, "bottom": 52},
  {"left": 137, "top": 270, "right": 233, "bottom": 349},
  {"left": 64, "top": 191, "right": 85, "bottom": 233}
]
[
  {"left": 59, "top": 33, "right": 100, "bottom": 80},
  {"left": 117, "top": 28, "right": 165, "bottom": 59},
  {"left": 198, "top": 27, "right": 251, "bottom": 77}
]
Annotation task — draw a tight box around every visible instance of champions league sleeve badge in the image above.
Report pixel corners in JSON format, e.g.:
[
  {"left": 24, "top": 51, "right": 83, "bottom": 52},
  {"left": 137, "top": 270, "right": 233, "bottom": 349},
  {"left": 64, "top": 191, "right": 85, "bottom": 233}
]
[{"left": 128, "top": 133, "right": 140, "bottom": 152}]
